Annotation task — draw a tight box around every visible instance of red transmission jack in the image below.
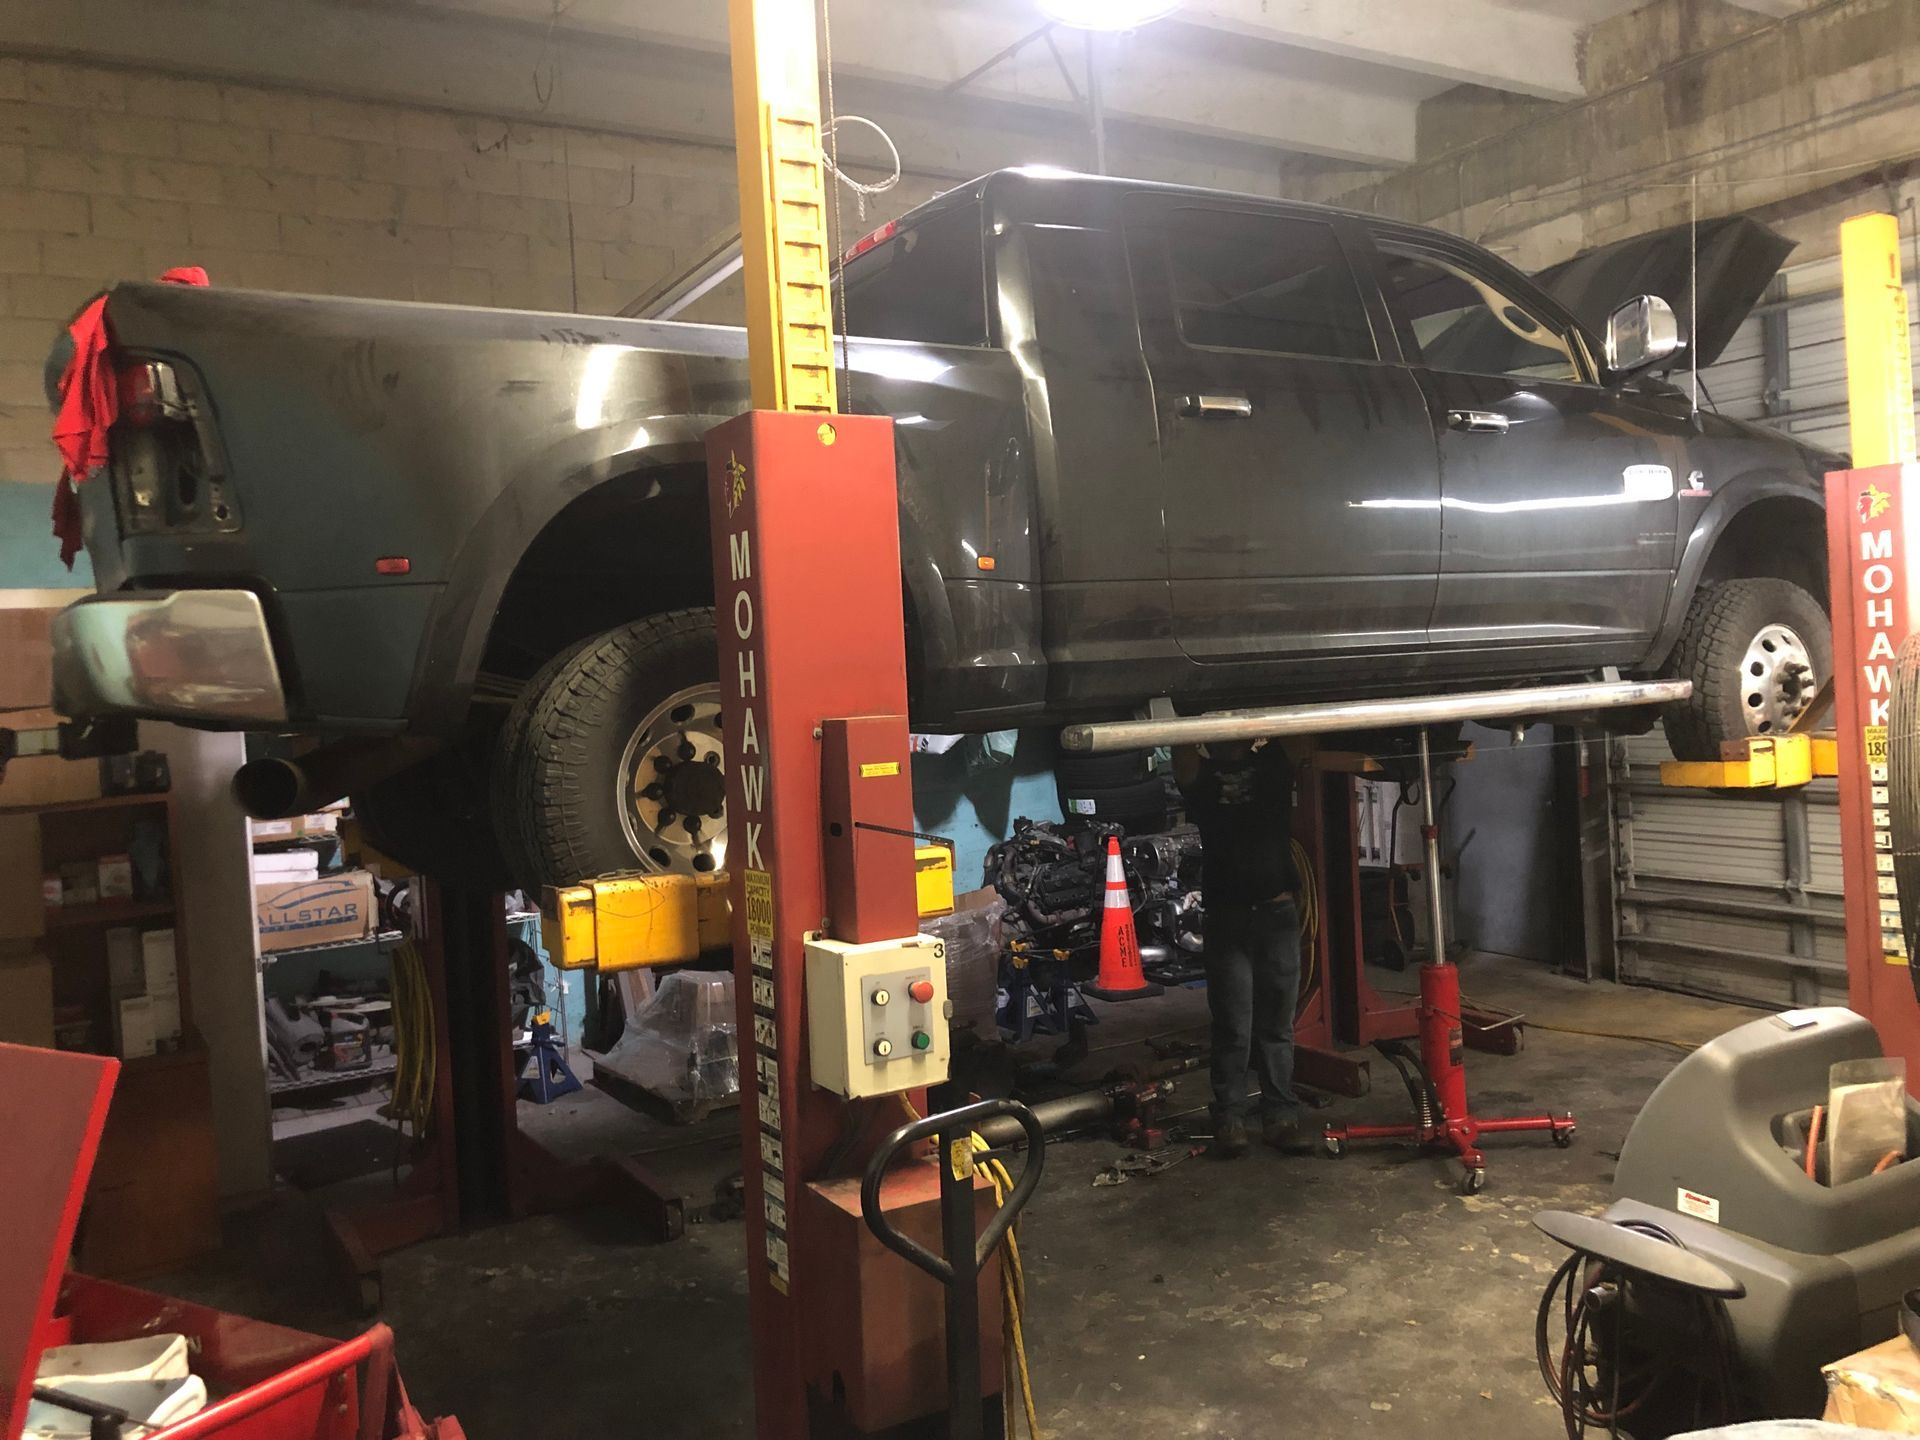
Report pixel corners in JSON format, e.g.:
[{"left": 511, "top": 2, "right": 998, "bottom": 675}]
[{"left": 1321, "top": 730, "right": 1575, "bottom": 1193}]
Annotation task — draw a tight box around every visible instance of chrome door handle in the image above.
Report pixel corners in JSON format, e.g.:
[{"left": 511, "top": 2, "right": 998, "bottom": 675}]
[
  {"left": 1180, "top": 393, "right": 1254, "bottom": 418},
  {"left": 1447, "top": 408, "right": 1511, "bottom": 433}
]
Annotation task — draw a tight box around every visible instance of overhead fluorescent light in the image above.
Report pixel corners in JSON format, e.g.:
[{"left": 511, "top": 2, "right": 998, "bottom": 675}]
[{"left": 1038, "top": 0, "right": 1181, "bottom": 30}]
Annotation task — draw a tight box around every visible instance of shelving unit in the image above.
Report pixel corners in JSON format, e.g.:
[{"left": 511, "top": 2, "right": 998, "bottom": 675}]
[
  {"left": 269, "top": 1053, "right": 400, "bottom": 1100},
  {"left": 3, "top": 784, "right": 220, "bottom": 1278},
  {"left": 261, "top": 928, "right": 405, "bottom": 964}
]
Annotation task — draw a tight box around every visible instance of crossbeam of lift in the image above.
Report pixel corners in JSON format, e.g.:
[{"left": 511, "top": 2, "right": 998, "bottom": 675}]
[{"left": 1059, "top": 675, "right": 1691, "bottom": 754}]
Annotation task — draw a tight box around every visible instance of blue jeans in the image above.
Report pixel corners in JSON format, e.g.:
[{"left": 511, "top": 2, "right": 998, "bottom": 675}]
[{"left": 1204, "top": 898, "right": 1302, "bottom": 1125}]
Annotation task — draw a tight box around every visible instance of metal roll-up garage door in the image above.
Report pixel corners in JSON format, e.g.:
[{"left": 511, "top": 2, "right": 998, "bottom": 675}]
[
  {"left": 1611, "top": 731, "right": 1846, "bottom": 1008},
  {"left": 1702, "top": 243, "right": 1920, "bottom": 455}
]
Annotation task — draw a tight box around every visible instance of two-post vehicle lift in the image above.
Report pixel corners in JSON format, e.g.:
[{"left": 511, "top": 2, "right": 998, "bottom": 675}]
[{"left": 703, "top": 1, "right": 1736, "bottom": 1429}]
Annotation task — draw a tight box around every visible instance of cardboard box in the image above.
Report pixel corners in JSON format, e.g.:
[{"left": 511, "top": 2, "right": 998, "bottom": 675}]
[
  {"left": 57, "top": 860, "right": 98, "bottom": 906},
  {"left": 1824, "top": 1335, "right": 1920, "bottom": 1430},
  {"left": 0, "top": 606, "right": 55, "bottom": 711},
  {"left": 115, "top": 994, "right": 156, "bottom": 1059},
  {"left": 0, "top": 752, "right": 105, "bottom": 808},
  {"left": 0, "top": 945, "right": 54, "bottom": 1048},
  {"left": 148, "top": 989, "right": 181, "bottom": 1049},
  {"left": 0, "top": 814, "right": 44, "bottom": 942},
  {"left": 106, "top": 926, "right": 143, "bottom": 996},
  {"left": 249, "top": 813, "right": 340, "bottom": 842},
  {"left": 97, "top": 853, "right": 134, "bottom": 900},
  {"left": 140, "top": 928, "right": 178, "bottom": 996},
  {"left": 255, "top": 870, "right": 376, "bottom": 952}
]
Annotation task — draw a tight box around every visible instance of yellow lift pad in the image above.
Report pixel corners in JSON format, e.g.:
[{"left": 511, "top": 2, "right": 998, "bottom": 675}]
[
  {"left": 1659, "top": 733, "right": 1838, "bottom": 791},
  {"left": 545, "top": 845, "right": 956, "bottom": 970}
]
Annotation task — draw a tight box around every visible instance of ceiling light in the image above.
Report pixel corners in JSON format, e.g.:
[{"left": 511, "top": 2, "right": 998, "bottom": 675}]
[{"left": 1038, "top": 0, "right": 1181, "bottom": 30}]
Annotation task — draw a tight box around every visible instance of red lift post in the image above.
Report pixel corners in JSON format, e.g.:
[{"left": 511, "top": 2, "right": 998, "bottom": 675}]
[
  {"left": 713, "top": 2, "right": 994, "bottom": 1433},
  {"left": 1827, "top": 212, "right": 1920, "bottom": 1084}
]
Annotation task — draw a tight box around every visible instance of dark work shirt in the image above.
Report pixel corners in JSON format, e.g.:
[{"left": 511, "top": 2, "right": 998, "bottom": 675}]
[{"left": 1176, "top": 746, "right": 1299, "bottom": 906}]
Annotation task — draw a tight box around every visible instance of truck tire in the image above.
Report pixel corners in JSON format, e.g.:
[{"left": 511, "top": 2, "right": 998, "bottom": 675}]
[
  {"left": 1055, "top": 748, "right": 1153, "bottom": 820},
  {"left": 352, "top": 728, "right": 515, "bottom": 890},
  {"left": 1055, "top": 749, "right": 1153, "bottom": 792},
  {"left": 1059, "top": 772, "right": 1171, "bottom": 833},
  {"left": 501, "top": 609, "right": 724, "bottom": 888},
  {"left": 1662, "top": 578, "right": 1830, "bottom": 762},
  {"left": 491, "top": 634, "right": 603, "bottom": 890}
]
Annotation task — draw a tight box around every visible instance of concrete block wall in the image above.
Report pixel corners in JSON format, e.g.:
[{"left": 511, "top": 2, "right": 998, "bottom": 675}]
[
  {"left": 1302, "top": 0, "right": 1920, "bottom": 275},
  {"left": 0, "top": 54, "right": 941, "bottom": 586}
]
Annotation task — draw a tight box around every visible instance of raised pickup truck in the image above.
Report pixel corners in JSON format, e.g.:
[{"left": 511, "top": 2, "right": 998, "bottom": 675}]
[{"left": 49, "top": 168, "right": 1836, "bottom": 888}]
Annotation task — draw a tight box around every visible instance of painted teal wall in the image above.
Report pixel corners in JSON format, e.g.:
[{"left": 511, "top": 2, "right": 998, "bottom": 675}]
[
  {"left": 1, "top": 481, "right": 91, "bottom": 589},
  {"left": 912, "top": 730, "right": 1062, "bottom": 896}
]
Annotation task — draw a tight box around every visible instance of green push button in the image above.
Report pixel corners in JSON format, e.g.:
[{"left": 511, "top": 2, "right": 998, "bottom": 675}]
[{"left": 911, "top": 1031, "right": 932, "bottom": 1052}]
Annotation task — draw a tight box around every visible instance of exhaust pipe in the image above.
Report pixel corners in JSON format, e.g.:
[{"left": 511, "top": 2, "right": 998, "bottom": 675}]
[
  {"left": 232, "top": 738, "right": 439, "bottom": 819},
  {"left": 972, "top": 1088, "right": 1118, "bottom": 1149}
]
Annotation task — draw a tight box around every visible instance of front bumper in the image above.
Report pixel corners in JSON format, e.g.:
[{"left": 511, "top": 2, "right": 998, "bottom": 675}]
[{"left": 52, "top": 589, "right": 289, "bottom": 724}]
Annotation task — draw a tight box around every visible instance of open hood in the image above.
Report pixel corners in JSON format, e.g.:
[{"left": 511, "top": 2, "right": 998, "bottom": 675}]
[{"left": 1534, "top": 215, "right": 1796, "bottom": 370}]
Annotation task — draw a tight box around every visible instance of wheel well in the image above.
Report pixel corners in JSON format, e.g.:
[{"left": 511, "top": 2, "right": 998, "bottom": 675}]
[
  {"left": 1699, "top": 496, "right": 1828, "bottom": 607},
  {"left": 481, "top": 466, "right": 714, "bottom": 684}
]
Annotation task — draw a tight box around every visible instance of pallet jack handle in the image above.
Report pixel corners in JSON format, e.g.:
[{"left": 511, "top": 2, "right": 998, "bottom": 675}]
[
  {"left": 861, "top": 1098, "right": 1045, "bottom": 1439},
  {"left": 861, "top": 1097, "right": 1046, "bottom": 1281}
]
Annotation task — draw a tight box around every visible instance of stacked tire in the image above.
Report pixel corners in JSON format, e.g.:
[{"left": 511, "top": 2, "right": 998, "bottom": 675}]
[{"left": 1055, "top": 749, "right": 1170, "bottom": 833}]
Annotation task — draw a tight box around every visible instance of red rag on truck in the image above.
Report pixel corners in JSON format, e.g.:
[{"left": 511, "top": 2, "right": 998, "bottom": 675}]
[{"left": 50, "top": 266, "right": 209, "bottom": 568}]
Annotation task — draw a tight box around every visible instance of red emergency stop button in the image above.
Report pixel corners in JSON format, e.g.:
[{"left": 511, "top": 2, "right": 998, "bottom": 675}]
[{"left": 908, "top": 979, "right": 935, "bottom": 1004}]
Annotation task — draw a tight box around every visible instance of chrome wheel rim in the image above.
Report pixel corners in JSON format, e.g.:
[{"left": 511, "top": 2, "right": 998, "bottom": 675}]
[
  {"left": 617, "top": 683, "right": 726, "bottom": 874},
  {"left": 1738, "top": 623, "right": 1816, "bottom": 736}
]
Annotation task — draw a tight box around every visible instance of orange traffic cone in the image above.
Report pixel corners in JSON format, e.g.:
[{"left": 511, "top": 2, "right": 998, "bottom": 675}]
[{"left": 1083, "top": 836, "right": 1163, "bottom": 1001}]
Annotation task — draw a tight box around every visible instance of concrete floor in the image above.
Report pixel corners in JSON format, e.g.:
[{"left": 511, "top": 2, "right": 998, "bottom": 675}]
[{"left": 157, "top": 953, "right": 1755, "bottom": 1438}]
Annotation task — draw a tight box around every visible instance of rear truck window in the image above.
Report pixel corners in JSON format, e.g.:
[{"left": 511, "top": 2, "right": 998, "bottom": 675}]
[
  {"left": 840, "top": 201, "right": 988, "bottom": 346},
  {"left": 1162, "top": 207, "right": 1376, "bottom": 362}
]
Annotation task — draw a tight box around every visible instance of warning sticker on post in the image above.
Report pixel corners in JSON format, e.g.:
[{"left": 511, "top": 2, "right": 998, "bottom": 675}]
[
  {"left": 1867, "top": 726, "right": 1890, "bottom": 766},
  {"left": 745, "top": 869, "right": 774, "bottom": 941},
  {"left": 1676, "top": 1187, "right": 1721, "bottom": 1224}
]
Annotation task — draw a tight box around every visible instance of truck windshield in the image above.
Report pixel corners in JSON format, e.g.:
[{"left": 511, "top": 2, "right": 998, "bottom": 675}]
[{"left": 841, "top": 201, "right": 987, "bottom": 346}]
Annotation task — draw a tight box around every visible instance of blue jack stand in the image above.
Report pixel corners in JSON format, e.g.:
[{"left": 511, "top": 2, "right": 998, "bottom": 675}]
[{"left": 516, "top": 1014, "right": 582, "bottom": 1104}]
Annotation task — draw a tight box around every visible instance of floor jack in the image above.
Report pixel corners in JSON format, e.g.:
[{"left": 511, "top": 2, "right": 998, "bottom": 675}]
[{"left": 1322, "top": 727, "right": 1577, "bottom": 1193}]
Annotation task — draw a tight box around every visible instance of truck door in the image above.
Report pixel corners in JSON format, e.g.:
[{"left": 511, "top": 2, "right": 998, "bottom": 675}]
[
  {"left": 1123, "top": 197, "right": 1441, "bottom": 670},
  {"left": 1362, "top": 228, "right": 1688, "bottom": 673}
]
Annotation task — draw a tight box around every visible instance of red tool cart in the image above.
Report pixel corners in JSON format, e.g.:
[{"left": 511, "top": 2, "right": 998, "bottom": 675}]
[{"left": 3, "top": 1042, "right": 463, "bottom": 1440}]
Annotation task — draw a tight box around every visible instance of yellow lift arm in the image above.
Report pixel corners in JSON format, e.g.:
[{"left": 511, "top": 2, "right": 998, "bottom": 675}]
[{"left": 544, "top": 847, "right": 953, "bottom": 972}]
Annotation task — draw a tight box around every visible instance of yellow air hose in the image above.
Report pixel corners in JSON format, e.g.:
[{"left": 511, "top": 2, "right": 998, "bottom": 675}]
[{"left": 386, "top": 939, "right": 435, "bottom": 1142}]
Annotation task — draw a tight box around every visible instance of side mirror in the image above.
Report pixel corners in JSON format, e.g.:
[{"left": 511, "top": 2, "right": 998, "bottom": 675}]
[{"left": 1605, "top": 295, "right": 1686, "bottom": 379}]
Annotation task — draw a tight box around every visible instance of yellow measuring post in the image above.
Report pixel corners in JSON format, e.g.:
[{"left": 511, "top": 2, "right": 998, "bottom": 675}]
[
  {"left": 728, "top": 0, "right": 837, "bottom": 415},
  {"left": 1840, "top": 212, "right": 1917, "bottom": 467}
]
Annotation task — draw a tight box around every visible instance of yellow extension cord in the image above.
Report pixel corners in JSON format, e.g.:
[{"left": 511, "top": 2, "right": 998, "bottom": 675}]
[
  {"left": 386, "top": 939, "right": 435, "bottom": 1142},
  {"left": 899, "top": 1095, "right": 1041, "bottom": 1439},
  {"left": 1291, "top": 837, "right": 1318, "bottom": 1006}
]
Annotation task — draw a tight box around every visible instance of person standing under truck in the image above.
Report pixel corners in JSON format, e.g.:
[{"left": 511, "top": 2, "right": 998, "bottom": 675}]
[{"left": 1173, "top": 740, "right": 1315, "bottom": 1160}]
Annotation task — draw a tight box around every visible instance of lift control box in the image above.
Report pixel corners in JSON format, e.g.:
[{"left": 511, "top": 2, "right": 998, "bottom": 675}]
[{"left": 804, "top": 933, "right": 950, "bottom": 1097}]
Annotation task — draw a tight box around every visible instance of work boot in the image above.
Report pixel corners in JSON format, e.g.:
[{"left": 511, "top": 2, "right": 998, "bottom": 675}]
[
  {"left": 1211, "top": 1114, "right": 1250, "bottom": 1160},
  {"left": 1262, "top": 1113, "right": 1317, "bottom": 1157}
]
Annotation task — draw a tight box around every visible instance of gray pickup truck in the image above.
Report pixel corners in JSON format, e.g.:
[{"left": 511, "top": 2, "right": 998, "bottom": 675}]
[{"left": 49, "top": 168, "right": 1835, "bottom": 888}]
